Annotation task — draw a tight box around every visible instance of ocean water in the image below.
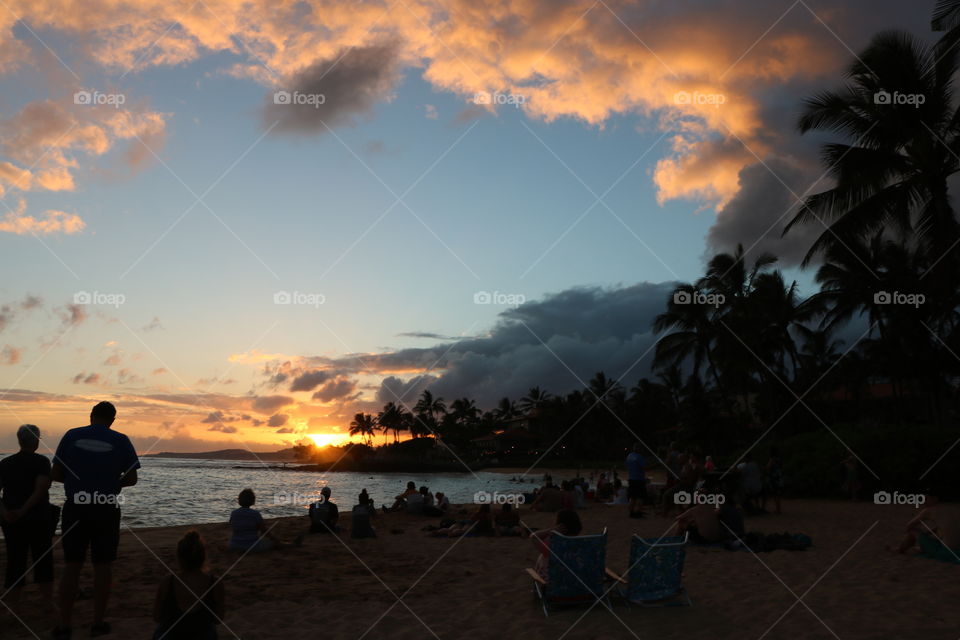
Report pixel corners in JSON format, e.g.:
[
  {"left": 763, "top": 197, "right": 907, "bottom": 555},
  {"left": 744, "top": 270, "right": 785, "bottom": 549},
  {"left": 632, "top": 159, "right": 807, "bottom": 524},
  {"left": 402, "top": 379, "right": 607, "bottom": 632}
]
[{"left": 36, "top": 457, "right": 539, "bottom": 530}]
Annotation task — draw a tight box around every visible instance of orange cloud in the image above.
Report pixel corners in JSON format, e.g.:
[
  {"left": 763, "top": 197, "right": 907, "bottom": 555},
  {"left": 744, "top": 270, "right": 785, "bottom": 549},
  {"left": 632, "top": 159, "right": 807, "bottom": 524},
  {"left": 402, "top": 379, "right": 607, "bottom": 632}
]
[
  {"left": 0, "top": 200, "right": 85, "bottom": 235},
  {"left": 0, "top": 0, "right": 880, "bottom": 212}
]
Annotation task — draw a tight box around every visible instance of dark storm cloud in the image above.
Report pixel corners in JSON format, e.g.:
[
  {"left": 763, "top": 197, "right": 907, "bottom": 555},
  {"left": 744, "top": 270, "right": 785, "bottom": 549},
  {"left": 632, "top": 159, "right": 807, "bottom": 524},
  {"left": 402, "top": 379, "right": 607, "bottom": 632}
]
[
  {"left": 263, "top": 43, "right": 401, "bottom": 134},
  {"left": 706, "top": 159, "right": 825, "bottom": 265},
  {"left": 311, "top": 378, "right": 358, "bottom": 403},
  {"left": 289, "top": 370, "right": 331, "bottom": 392},
  {"left": 363, "top": 283, "right": 676, "bottom": 408}
]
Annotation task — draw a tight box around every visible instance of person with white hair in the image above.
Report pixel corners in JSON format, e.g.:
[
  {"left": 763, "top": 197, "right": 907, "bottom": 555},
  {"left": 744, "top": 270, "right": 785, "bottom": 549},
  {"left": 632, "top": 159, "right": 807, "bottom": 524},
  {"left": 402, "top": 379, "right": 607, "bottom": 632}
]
[{"left": 0, "top": 424, "right": 55, "bottom": 609}]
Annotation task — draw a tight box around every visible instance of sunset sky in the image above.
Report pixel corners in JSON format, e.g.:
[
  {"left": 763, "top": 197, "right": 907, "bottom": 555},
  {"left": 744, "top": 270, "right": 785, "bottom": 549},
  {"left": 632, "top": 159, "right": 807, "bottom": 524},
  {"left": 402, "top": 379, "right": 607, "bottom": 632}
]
[{"left": 0, "top": 0, "right": 933, "bottom": 452}]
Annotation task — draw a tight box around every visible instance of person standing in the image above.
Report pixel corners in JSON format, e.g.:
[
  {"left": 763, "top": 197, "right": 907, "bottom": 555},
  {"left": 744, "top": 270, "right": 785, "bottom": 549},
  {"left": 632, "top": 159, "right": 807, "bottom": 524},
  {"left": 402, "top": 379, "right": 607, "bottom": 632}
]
[
  {"left": 51, "top": 401, "right": 140, "bottom": 639},
  {"left": 0, "top": 424, "right": 54, "bottom": 610},
  {"left": 626, "top": 443, "right": 647, "bottom": 519}
]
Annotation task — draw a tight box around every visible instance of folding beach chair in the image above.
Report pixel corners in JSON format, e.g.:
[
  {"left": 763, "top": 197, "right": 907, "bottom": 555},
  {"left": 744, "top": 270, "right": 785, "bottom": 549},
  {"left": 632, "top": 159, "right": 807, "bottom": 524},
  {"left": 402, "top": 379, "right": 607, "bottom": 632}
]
[
  {"left": 525, "top": 529, "right": 609, "bottom": 617},
  {"left": 608, "top": 532, "right": 691, "bottom": 606}
]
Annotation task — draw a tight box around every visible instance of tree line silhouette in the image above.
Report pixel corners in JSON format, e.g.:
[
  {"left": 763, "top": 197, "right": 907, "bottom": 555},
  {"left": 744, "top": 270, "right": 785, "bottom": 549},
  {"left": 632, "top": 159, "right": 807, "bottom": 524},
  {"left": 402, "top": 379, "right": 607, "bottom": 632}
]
[{"left": 330, "top": 4, "right": 960, "bottom": 491}]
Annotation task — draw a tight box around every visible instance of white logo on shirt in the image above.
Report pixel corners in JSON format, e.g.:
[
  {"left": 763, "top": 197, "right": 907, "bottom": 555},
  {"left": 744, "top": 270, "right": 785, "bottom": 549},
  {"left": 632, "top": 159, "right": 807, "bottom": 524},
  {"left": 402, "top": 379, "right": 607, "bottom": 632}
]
[{"left": 74, "top": 439, "right": 115, "bottom": 453}]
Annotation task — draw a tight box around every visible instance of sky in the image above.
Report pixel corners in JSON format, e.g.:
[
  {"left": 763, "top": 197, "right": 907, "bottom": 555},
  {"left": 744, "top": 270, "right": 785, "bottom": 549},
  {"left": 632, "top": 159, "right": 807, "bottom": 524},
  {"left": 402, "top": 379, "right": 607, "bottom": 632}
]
[{"left": 0, "top": 0, "right": 936, "bottom": 453}]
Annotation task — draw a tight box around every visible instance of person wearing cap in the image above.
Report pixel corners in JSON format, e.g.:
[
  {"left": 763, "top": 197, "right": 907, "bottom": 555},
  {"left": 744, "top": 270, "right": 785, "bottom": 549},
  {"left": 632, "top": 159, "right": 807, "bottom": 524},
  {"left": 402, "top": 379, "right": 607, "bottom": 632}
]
[
  {"left": 51, "top": 401, "right": 140, "bottom": 639},
  {"left": 0, "top": 424, "right": 54, "bottom": 609}
]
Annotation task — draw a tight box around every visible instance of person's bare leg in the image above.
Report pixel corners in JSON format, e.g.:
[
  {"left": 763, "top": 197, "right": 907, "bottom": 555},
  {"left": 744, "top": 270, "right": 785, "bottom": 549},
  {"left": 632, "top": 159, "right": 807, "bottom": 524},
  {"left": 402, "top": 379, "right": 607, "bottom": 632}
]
[
  {"left": 58, "top": 562, "right": 81, "bottom": 628},
  {"left": 92, "top": 563, "right": 111, "bottom": 625},
  {"left": 888, "top": 530, "right": 917, "bottom": 553}
]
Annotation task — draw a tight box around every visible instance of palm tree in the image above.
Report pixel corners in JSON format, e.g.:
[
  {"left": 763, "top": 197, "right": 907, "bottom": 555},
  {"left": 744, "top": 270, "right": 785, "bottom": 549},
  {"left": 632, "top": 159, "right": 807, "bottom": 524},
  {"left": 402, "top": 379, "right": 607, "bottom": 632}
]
[
  {"left": 784, "top": 30, "right": 960, "bottom": 270},
  {"left": 493, "top": 397, "right": 518, "bottom": 421},
  {"left": 414, "top": 390, "right": 446, "bottom": 421},
  {"left": 653, "top": 283, "right": 729, "bottom": 407},
  {"left": 518, "top": 386, "right": 551, "bottom": 413},
  {"left": 377, "top": 402, "right": 409, "bottom": 443},
  {"left": 448, "top": 397, "right": 480, "bottom": 425},
  {"left": 348, "top": 412, "right": 377, "bottom": 446}
]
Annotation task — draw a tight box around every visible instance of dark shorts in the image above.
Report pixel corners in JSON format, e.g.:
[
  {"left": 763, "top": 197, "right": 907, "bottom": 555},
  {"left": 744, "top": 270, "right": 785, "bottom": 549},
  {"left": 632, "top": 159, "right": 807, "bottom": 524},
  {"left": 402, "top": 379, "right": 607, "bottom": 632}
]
[
  {"left": 628, "top": 479, "right": 646, "bottom": 500},
  {"left": 61, "top": 502, "right": 121, "bottom": 564}
]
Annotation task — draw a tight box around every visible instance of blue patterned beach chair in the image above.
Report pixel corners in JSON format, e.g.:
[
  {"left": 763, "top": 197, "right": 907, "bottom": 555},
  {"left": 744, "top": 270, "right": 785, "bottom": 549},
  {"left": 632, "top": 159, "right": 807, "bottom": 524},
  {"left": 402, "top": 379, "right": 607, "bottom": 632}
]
[
  {"left": 609, "top": 533, "right": 691, "bottom": 606},
  {"left": 525, "top": 529, "right": 609, "bottom": 616}
]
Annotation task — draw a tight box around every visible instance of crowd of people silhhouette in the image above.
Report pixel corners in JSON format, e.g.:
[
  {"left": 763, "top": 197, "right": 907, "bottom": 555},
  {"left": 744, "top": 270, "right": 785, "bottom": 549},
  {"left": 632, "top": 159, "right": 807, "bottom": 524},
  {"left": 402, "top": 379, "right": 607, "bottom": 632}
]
[{"left": 1, "top": 404, "right": 958, "bottom": 636}]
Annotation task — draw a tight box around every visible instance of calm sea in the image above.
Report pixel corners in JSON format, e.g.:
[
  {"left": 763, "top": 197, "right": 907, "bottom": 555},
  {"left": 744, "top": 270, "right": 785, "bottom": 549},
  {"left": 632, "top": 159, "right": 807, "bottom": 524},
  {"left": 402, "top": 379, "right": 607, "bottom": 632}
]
[{"left": 7, "top": 456, "right": 539, "bottom": 530}]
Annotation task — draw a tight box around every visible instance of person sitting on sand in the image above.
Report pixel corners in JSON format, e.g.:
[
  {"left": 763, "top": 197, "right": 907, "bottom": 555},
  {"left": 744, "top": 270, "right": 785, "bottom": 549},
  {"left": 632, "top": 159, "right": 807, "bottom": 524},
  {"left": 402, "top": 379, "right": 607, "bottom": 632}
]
[
  {"left": 890, "top": 489, "right": 960, "bottom": 556},
  {"left": 421, "top": 487, "right": 445, "bottom": 516},
  {"left": 385, "top": 481, "right": 419, "bottom": 513},
  {"left": 152, "top": 531, "right": 225, "bottom": 639},
  {"left": 351, "top": 492, "right": 377, "bottom": 539},
  {"left": 434, "top": 492, "right": 450, "bottom": 512},
  {"left": 559, "top": 481, "right": 576, "bottom": 510},
  {"left": 660, "top": 455, "right": 697, "bottom": 517},
  {"left": 531, "top": 509, "right": 582, "bottom": 578},
  {"left": 229, "top": 489, "right": 302, "bottom": 552},
  {"left": 530, "top": 483, "right": 561, "bottom": 512},
  {"left": 434, "top": 504, "right": 496, "bottom": 537},
  {"left": 669, "top": 488, "right": 743, "bottom": 543},
  {"left": 308, "top": 487, "right": 340, "bottom": 533},
  {"left": 405, "top": 487, "right": 425, "bottom": 515},
  {"left": 605, "top": 479, "right": 628, "bottom": 505},
  {"left": 494, "top": 503, "right": 523, "bottom": 536}
]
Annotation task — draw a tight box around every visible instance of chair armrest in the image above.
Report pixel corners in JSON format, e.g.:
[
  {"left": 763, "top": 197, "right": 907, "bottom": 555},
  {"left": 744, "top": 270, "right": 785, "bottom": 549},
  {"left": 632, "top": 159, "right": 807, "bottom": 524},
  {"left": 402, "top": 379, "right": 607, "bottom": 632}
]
[
  {"left": 605, "top": 567, "right": 627, "bottom": 584},
  {"left": 525, "top": 567, "right": 548, "bottom": 585}
]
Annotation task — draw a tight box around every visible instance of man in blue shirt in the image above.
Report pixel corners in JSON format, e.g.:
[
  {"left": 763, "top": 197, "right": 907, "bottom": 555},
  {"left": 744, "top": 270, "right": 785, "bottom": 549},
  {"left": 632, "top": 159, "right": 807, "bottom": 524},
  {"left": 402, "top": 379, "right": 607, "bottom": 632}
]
[
  {"left": 51, "top": 401, "right": 140, "bottom": 639},
  {"left": 626, "top": 443, "right": 647, "bottom": 519}
]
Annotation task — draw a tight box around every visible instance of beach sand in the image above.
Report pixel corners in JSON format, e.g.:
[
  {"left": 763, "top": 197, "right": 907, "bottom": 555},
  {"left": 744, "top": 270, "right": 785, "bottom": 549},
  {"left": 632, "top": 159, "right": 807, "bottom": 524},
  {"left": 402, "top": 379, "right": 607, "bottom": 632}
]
[{"left": 4, "top": 500, "right": 958, "bottom": 639}]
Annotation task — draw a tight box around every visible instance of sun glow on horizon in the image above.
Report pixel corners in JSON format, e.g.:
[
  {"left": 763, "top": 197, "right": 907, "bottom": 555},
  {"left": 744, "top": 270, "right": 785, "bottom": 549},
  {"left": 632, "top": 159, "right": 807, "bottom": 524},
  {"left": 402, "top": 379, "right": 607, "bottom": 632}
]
[{"left": 306, "top": 433, "right": 351, "bottom": 448}]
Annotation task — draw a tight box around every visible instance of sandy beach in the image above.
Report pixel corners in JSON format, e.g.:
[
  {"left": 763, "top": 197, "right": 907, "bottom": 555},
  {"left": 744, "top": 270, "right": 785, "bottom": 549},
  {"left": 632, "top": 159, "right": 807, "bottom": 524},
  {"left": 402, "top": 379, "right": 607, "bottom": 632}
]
[{"left": 4, "top": 499, "right": 958, "bottom": 639}]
